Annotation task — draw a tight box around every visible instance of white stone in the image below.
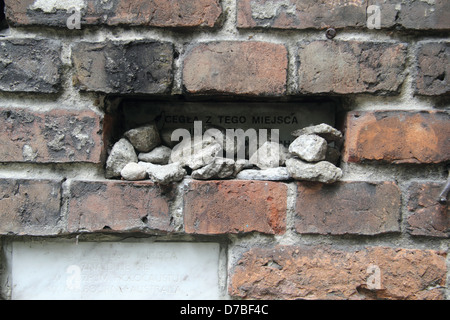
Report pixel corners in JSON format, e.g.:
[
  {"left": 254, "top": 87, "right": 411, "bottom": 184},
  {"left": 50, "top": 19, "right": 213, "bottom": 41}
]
[
  {"left": 105, "top": 138, "right": 138, "bottom": 179},
  {"left": 236, "top": 167, "right": 291, "bottom": 181},
  {"left": 120, "top": 162, "right": 147, "bottom": 181},
  {"left": 291, "top": 123, "right": 343, "bottom": 144},
  {"left": 191, "top": 158, "right": 236, "bottom": 180},
  {"left": 138, "top": 146, "right": 172, "bottom": 164},
  {"left": 286, "top": 158, "right": 342, "bottom": 184},
  {"left": 289, "top": 134, "right": 328, "bottom": 162},
  {"left": 9, "top": 241, "right": 221, "bottom": 300},
  {"left": 170, "top": 138, "right": 222, "bottom": 170},
  {"left": 140, "top": 162, "right": 186, "bottom": 185},
  {"left": 124, "top": 124, "right": 161, "bottom": 153},
  {"left": 249, "top": 141, "right": 290, "bottom": 169}
]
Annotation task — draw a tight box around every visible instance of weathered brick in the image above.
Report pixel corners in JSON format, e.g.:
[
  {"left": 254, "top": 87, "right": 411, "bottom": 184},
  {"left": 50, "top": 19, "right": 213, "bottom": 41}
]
[
  {"left": 374, "top": 0, "right": 450, "bottom": 30},
  {"left": 295, "top": 181, "right": 401, "bottom": 235},
  {"left": 67, "top": 180, "right": 174, "bottom": 234},
  {"left": 184, "top": 180, "right": 287, "bottom": 235},
  {"left": 72, "top": 40, "right": 173, "bottom": 94},
  {"left": 237, "top": 0, "right": 366, "bottom": 30},
  {"left": 407, "top": 182, "right": 449, "bottom": 238},
  {"left": 5, "top": 0, "right": 222, "bottom": 28},
  {"left": 230, "top": 245, "right": 447, "bottom": 300},
  {"left": 297, "top": 41, "right": 407, "bottom": 94},
  {"left": 0, "top": 178, "right": 62, "bottom": 236},
  {"left": 0, "top": 38, "right": 61, "bottom": 93},
  {"left": 415, "top": 41, "right": 450, "bottom": 96},
  {"left": 237, "top": 0, "right": 450, "bottom": 30},
  {"left": 183, "top": 41, "right": 288, "bottom": 96},
  {"left": 343, "top": 111, "right": 450, "bottom": 164},
  {"left": 0, "top": 107, "right": 104, "bottom": 163}
]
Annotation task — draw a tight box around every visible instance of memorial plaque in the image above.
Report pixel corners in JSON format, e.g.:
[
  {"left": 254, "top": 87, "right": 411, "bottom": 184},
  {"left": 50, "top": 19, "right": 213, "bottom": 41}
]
[
  {"left": 122, "top": 101, "right": 336, "bottom": 148},
  {"left": 9, "top": 241, "right": 221, "bottom": 300}
]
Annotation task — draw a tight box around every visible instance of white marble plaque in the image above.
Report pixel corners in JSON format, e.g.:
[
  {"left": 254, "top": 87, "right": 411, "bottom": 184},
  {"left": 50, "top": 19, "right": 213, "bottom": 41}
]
[{"left": 10, "top": 242, "right": 221, "bottom": 300}]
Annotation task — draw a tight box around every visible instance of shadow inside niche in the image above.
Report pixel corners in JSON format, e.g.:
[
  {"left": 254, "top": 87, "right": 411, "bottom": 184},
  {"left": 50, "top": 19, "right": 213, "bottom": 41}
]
[{"left": 0, "top": 0, "right": 8, "bottom": 31}]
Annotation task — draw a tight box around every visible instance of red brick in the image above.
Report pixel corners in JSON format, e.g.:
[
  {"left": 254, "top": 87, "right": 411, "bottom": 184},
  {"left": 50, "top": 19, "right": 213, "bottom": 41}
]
[
  {"left": 0, "top": 107, "right": 104, "bottom": 163},
  {"left": 407, "top": 182, "right": 449, "bottom": 238},
  {"left": 230, "top": 245, "right": 447, "bottom": 300},
  {"left": 0, "top": 178, "right": 62, "bottom": 236},
  {"left": 297, "top": 41, "right": 407, "bottom": 94},
  {"left": 184, "top": 180, "right": 287, "bottom": 235},
  {"left": 343, "top": 111, "right": 450, "bottom": 164},
  {"left": 415, "top": 41, "right": 450, "bottom": 96},
  {"left": 5, "top": 0, "right": 222, "bottom": 28},
  {"left": 67, "top": 180, "right": 174, "bottom": 234},
  {"left": 295, "top": 181, "right": 401, "bottom": 235},
  {"left": 237, "top": 0, "right": 450, "bottom": 31},
  {"left": 183, "top": 41, "right": 288, "bottom": 96}
]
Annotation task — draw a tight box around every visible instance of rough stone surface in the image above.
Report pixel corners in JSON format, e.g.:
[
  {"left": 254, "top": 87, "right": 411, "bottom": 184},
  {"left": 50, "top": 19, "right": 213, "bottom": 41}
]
[
  {"left": 72, "top": 40, "right": 173, "bottom": 94},
  {"left": 0, "top": 107, "right": 104, "bottom": 163},
  {"left": 105, "top": 138, "right": 138, "bottom": 179},
  {"left": 124, "top": 124, "right": 161, "bottom": 153},
  {"left": 138, "top": 145, "right": 172, "bottom": 164},
  {"left": 140, "top": 162, "right": 186, "bottom": 185},
  {"left": 230, "top": 245, "right": 447, "bottom": 300},
  {"left": 249, "top": 141, "right": 289, "bottom": 169},
  {"left": 183, "top": 41, "right": 288, "bottom": 96},
  {"left": 297, "top": 41, "right": 407, "bottom": 94},
  {"left": 415, "top": 41, "right": 450, "bottom": 96},
  {"left": 6, "top": 0, "right": 222, "bottom": 28},
  {"left": 0, "top": 38, "right": 61, "bottom": 93},
  {"left": 120, "top": 162, "right": 147, "bottom": 181},
  {"left": 406, "top": 182, "right": 449, "bottom": 238},
  {"left": 170, "top": 138, "right": 222, "bottom": 170},
  {"left": 184, "top": 180, "right": 287, "bottom": 235},
  {"left": 67, "top": 180, "right": 174, "bottom": 233},
  {"left": 0, "top": 178, "right": 62, "bottom": 236},
  {"left": 289, "top": 134, "right": 328, "bottom": 162},
  {"left": 191, "top": 157, "right": 236, "bottom": 180},
  {"left": 236, "top": 167, "right": 291, "bottom": 181},
  {"left": 291, "top": 123, "right": 343, "bottom": 144},
  {"left": 295, "top": 181, "right": 401, "bottom": 235},
  {"left": 286, "top": 158, "right": 342, "bottom": 184},
  {"left": 343, "top": 111, "right": 450, "bottom": 164}
]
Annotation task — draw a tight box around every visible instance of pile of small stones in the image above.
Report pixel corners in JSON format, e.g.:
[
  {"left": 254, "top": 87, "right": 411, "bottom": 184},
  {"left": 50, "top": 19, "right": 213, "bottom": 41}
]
[{"left": 105, "top": 123, "right": 343, "bottom": 185}]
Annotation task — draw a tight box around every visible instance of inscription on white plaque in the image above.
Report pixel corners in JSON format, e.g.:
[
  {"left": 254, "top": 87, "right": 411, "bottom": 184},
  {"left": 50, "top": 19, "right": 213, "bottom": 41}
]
[{"left": 10, "top": 242, "right": 221, "bottom": 300}]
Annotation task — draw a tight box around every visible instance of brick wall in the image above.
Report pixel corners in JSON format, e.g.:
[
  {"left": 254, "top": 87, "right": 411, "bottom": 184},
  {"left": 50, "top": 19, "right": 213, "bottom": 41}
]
[{"left": 0, "top": 0, "right": 449, "bottom": 300}]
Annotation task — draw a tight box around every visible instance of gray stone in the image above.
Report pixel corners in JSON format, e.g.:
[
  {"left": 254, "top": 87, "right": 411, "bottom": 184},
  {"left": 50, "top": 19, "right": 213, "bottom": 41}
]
[
  {"left": 249, "top": 141, "right": 290, "bottom": 169},
  {"left": 236, "top": 167, "right": 291, "bottom": 181},
  {"left": 140, "top": 161, "right": 186, "bottom": 185},
  {"left": 325, "top": 146, "right": 341, "bottom": 165},
  {"left": 170, "top": 138, "right": 222, "bottom": 170},
  {"left": 191, "top": 158, "right": 236, "bottom": 180},
  {"left": 286, "top": 158, "right": 342, "bottom": 184},
  {"left": 291, "top": 123, "right": 343, "bottom": 144},
  {"left": 124, "top": 124, "right": 161, "bottom": 153},
  {"left": 289, "top": 134, "right": 328, "bottom": 162},
  {"left": 138, "top": 145, "right": 172, "bottom": 164},
  {"left": 105, "top": 138, "right": 138, "bottom": 179},
  {"left": 120, "top": 162, "right": 147, "bottom": 181}
]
